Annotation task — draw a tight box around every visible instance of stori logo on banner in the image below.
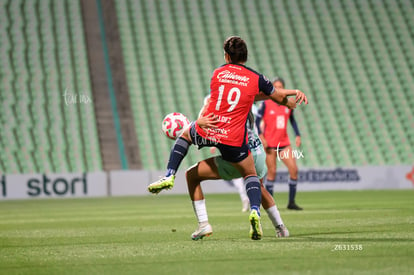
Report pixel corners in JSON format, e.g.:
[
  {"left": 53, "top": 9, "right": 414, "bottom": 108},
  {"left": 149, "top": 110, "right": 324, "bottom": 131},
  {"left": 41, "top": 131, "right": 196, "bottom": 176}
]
[
  {"left": 0, "top": 172, "right": 107, "bottom": 200},
  {"left": 26, "top": 173, "right": 87, "bottom": 196}
]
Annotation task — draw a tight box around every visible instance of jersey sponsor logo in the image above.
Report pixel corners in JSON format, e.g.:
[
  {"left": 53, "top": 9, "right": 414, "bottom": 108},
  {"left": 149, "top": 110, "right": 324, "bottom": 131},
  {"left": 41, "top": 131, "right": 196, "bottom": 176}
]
[
  {"left": 207, "top": 128, "right": 229, "bottom": 135},
  {"left": 217, "top": 70, "right": 250, "bottom": 87},
  {"left": 215, "top": 115, "right": 232, "bottom": 123}
]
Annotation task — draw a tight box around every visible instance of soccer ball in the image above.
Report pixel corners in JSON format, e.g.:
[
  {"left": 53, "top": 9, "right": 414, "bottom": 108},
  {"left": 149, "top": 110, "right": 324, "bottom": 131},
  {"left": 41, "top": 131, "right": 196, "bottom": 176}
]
[{"left": 162, "top": 112, "right": 191, "bottom": 140}]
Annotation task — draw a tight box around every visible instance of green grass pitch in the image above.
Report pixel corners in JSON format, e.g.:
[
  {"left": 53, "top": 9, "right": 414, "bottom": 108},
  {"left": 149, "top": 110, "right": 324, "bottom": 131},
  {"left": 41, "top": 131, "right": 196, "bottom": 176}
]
[{"left": 1, "top": 190, "right": 413, "bottom": 274}]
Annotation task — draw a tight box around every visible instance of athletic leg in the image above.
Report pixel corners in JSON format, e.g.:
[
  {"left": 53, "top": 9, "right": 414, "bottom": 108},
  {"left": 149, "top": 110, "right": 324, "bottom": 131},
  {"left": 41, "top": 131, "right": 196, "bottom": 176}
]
[
  {"left": 230, "top": 154, "right": 261, "bottom": 213},
  {"left": 260, "top": 178, "right": 275, "bottom": 210},
  {"left": 231, "top": 178, "right": 249, "bottom": 212},
  {"left": 147, "top": 127, "right": 193, "bottom": 194},
  {"left": 185, "top": 157, "right": 220, "bottom": 240},
  {"left": 260, "top": 179, "right": 289, "bottom": 237},
  {"left": 265, "top": 148, "right": 278, "bottom": 179},
  {"left": 186, "top": 157, "right": 221, "bottom": 201},
  {"left": 279, "top": 146, "right": 303, "bottom": 210},
  {"left": 166, "top": 129, "right": 192, "bottom": 177},
  {"left": 230, "top": 154, "right": 263, "bottom": 240},
  {"left": 264, "top": 148, "right": 277, "bottom": 196}
]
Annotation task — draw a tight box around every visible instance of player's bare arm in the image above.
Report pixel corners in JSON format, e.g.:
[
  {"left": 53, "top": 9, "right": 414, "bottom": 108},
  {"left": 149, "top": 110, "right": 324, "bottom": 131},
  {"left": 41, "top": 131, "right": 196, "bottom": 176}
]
[
  {"left": 255, "top": 93, "right": 296, "bottom": 109},
  {"left": 196, "top": 97, "right": 219, "bottom": 131},
  {"left": 255, "top": 91, "right": 289, "bottom": 107},
  {"left": 255, "top": 90, "right": 307, "bottom": 108},
  {"left": 273, "top": 89, "right": 308, "bottom": 105},
  {"left": 255, "top": 92, "right": 271, "bottom": 101},
  {"left": 296, "top": 136, "right": 302, "bottom": 147}
]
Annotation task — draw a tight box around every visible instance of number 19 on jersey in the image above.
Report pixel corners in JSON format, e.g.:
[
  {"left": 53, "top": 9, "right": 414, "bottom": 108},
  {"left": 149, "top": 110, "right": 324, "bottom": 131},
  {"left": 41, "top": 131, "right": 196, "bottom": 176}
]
[{"left": 215, "top": 85, "right": 241, "bottom": 112}]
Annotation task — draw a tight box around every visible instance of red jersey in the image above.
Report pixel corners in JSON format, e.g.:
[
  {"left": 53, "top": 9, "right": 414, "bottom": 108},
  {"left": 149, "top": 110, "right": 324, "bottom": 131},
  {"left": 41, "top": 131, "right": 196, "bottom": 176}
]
[
  {"left": 261, "top": 100, "right": 292, "bottom": 148},
  {"left": 196, "top": 64, "right": 274, "bottom": 147}
]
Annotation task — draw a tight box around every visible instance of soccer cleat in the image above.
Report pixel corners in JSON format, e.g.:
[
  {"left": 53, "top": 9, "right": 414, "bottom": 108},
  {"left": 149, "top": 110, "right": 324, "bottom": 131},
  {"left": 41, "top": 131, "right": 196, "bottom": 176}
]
[
  {"left": 242, "top": 198, "right": 250, "bottom": 212},
  {"left": 249, "top": 209, "right": 263, "bottom": 240},
  {"left": 287, "top": 202, "right": 303, "bottom": 210},
  {"left": 191, "top": 223, "right": 213, "bottom": 240},
  {"left": 147, "top": 175, "right": 175, "bottom": 194},
  {"left": 276, "top": 224, "right": 290, "bottom": 237}
]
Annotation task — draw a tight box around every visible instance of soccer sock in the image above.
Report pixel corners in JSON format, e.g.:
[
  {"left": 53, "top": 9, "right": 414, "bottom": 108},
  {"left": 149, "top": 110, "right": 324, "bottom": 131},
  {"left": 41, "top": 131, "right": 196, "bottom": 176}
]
[
  {"left": 288, "top": 178, "right": 298, "bottom": 204},
  {"left": 245, "top": 176, "right": 261, "bottom": 215},
  {"left": 265, "top": 177, "right": 275, "bottom": 196},
  {"left": 192, "top": 199, "right": 208, "bottom": 224},
  {"left": 265, "top": 205, "right": 284, "bottom": 228},
  {"left": 232, "top": 178, "right": 249, "bottom": 202},
  {"left": 166, "top": 137, "right": 191, "bottom": 177}
]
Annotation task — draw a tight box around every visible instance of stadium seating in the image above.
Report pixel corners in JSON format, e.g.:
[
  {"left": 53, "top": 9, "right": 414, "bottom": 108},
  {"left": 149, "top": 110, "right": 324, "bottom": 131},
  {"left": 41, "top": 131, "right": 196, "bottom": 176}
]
[
  {"left": 0, "top": 0, "right": 102, "bottom": 173},
  {"left": 116, "top": 0, "right": 413, "bottom": 169},
  {"left": 1, "top": 0, "right": 412, "bottom": 173},
  {"left": 116, "top": 0, "right": 213, "bottom": 170}
]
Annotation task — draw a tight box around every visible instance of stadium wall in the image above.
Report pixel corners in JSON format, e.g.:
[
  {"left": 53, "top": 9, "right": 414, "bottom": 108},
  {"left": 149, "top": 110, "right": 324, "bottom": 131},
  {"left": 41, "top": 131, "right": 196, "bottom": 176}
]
[
  {"left": 1, "top": 165, "right": 412, "bottom": 200},
  {"left": 0, "top": 172, "right": 107, "bottom": 200}
]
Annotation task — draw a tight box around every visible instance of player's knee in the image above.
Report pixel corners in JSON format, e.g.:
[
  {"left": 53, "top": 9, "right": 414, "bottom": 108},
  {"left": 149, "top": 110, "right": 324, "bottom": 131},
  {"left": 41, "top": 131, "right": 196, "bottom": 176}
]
[
  {"left": 289, "top": 166, "right": 298, "bottom": 178},
  {"left": 185, "top": 165, "right": 197, "bottom": 182},
  {"left": 267, "top": 166, "right": 276, "bottom": 177},
  {"left": 180, "top": 127, "right": 192, "bottom": 143},
  {"left": 239, "top": 167, "right": 257, "bottom": 178}
]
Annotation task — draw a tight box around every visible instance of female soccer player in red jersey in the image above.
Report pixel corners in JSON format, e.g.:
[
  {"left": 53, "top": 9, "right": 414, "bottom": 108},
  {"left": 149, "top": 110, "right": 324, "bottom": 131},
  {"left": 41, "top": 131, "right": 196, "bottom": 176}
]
[
  {"left": 187, "top": 110, "right": 289, "bottom": 240},
  {"left": 148, "top": 36, "right": 308, "bottom": 239},
  {"left": 256, "top": 77, "right": 303, "bottom": 210}
]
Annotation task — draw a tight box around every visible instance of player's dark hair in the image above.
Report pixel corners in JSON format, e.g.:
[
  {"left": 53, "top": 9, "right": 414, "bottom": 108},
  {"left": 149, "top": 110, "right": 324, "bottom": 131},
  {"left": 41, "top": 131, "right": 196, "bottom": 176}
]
[
  {"left": 223, "top": 36, "right": 248, "bottom": 64},
  {"left": 272, "top": 77, "right": 285, "bottom": 88}
]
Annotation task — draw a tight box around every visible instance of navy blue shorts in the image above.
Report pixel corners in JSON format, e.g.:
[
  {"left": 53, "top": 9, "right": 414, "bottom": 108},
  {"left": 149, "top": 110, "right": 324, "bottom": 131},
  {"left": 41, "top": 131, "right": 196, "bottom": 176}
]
[{"left": 189, "top": 122, "right": 250, "bottom": 163}]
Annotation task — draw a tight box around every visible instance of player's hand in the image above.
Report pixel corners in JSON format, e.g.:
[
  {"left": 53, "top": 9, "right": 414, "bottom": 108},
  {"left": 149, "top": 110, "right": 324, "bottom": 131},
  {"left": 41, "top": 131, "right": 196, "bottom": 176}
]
[
  {"left": 196, "top": 113, "right": 218, "bottom": 131},
  {"left": 296, "top": 136, "right": 301, "bottom": 147},
  {"left": 286, "top": 98, "right": 297, "bottom": 109},
  {"left": 259, "top": 134, "right": 268, "bottom": 149},
  {"left": 295, "top": 90, "right": 308, "bottom": 105}
]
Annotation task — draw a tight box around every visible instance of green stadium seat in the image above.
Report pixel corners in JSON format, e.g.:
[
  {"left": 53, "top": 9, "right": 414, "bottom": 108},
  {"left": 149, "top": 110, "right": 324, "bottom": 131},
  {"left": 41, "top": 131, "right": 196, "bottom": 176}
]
[
  {"left": 113, "top": 0, "right": 413, "bottom": 169},
  {"left": 0, "top": 0, "right": 102, "bottom": 173}
]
